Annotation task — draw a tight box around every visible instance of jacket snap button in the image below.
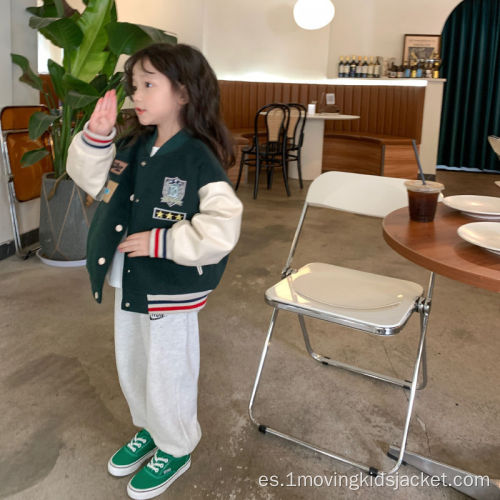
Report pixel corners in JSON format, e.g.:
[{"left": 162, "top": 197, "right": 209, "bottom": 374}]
[
  {"left": 135, "top": 198, "right": 140, "bottom": 203},
  {"left": 125, "top": 302, "right": 130, "bottom": 308},
  {"left": 98, "top": 257, "right": 106, "bottom": 265},
  {"left": 127, "top": 269, "right": 131, "bottom": 273},
  {"left": 130, "top": 194, "right": 135, "bottom": 201},
  {"left": 115, "top": 224, "right": 123, "bottom": 232},
  {"left": 141, "top": 161, "right": 147, "bottom": 166},
  {"left": 94, "top": 292, "right": 99, "bottom": 299}
]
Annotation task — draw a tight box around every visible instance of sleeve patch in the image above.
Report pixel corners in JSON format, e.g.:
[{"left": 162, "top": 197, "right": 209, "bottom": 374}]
[
  {"left": 102, "top": 180, "right": 119, "bottom": 203},
  {"left": 110, "top": 159, "right": 128, "bottom": 175}
]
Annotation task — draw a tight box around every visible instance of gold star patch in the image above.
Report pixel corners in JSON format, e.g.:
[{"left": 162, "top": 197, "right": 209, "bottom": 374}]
[{"left": 152, "top": 208, "right": 187, "bottom": 222}]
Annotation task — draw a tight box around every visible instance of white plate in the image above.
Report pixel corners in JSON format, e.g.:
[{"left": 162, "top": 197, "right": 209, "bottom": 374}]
[
  {"left": 457, "top": 222, "right": 500, "bottom": 255},
  {"left": 443, "top": 195, "right": 500, "bottom": 219}
]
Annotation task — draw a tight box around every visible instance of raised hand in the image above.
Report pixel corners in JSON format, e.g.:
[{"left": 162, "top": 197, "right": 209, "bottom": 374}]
[{"left": 88, "top": 89, "right": 117, "bottom": 136}]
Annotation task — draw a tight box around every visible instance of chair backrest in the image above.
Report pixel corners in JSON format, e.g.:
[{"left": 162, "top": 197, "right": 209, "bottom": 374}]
[
  {"left": 1, "top": 105, "right": 54, "bottom": 202},
  {"left": 307, "top": 171, "right": 409, "bottom": 218},
  {"left": 286, "top": 103, "right": 307, "bottom": 147},
  {"left": 254, "top": 103, "right": 289, "bottom": 146},
  {"left": 283, "top": 171, "right": 411, "bottom": 273}
]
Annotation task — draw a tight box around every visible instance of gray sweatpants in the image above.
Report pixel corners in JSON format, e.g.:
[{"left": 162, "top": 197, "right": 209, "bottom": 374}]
[{"left": 113, "top": 288, "right": 202, "bottom": 457}]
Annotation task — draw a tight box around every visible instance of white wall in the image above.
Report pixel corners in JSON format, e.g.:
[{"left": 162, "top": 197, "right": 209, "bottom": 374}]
[
  {"left": 326, "top": 0, "right": 462, "bottom": 77},
  {"left": 113, "top": 0, "right": 205, "bottom": 49},
  {"left": 203, "top": 0, "right": 331, "bottom": 81}
]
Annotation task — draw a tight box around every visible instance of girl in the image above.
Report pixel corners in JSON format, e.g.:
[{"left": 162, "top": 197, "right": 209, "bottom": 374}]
[{"left": 67, "top": 43, "right": 243, "bottom": 499}]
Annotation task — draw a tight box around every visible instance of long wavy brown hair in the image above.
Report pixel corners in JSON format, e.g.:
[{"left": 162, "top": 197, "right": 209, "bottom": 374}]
[{"left": 123, "top": 43, "right": 235, "bottom": 168}]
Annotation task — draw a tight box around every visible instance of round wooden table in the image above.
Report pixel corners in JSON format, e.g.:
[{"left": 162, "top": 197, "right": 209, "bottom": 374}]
[
  {"left": 383, "top": 202, "right": 500, "bottom": 498},
  {"left": 383, "top": 203, "right": 500, "bottom": 293}
]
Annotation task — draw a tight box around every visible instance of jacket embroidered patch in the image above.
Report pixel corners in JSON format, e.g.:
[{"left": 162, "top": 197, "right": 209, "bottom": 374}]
[
  {"left": 161, "top": 177, "right": 186, "bottom": 207},
  {"left": 153, "top": 208, "right": 186, "bottom": 221},
  {"left": 110, "top": 159, "right": 128, "bottom": 175},
  {"left": 102, "top": 180, "right": 118, "bottom": 203}
]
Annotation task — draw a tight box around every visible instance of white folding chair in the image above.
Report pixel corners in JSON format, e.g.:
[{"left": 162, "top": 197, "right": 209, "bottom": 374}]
[{"left": 248, "top": 171, "right": 435, "bottom": 476}]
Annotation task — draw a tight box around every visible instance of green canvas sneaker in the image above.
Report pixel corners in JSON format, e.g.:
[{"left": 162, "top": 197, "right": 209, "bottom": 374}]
[
  {"left": 108, "top": 429, "right": 157, "bottom": 477},
  {"left": 127, "top": 450, "right": 191, "bottom": 499}
]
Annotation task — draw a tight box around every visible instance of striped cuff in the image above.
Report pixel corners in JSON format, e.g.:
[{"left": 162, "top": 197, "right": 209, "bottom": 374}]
[
  {"left": 149, "top": 228, "right": 168, "bottom": 258},
  {"left": 82, "top": 121, "right": 116, "bottom": 149}
]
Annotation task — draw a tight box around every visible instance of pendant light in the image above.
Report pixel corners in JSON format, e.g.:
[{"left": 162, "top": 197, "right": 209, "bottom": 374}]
[{"left": 293, "top": 0, "right": 335, "bottom": 30}]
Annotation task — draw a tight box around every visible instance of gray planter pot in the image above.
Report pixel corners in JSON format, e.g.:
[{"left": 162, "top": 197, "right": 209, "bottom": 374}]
[{"left": 39, "top": 173, "right": 97, "bottom": 261}]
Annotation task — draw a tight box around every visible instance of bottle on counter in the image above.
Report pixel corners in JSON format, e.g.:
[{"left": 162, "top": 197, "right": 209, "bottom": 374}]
[
  {"left": 397, "top": 62, "right": 404, "bottom": 78},
  {"left": 424, "top": 59, "right": 433, "bottom": 78},
  {"left": 403, "top": 60, "right": 411, "bottom": 78},
  {"left": 416, "top": 59, "right": 423, "bottom": 78},
  {"left": 367, "top": 56, "right": 374, "bottom": 78},
  {"left": 356, "top": 56, "right": 363, "bottom": 77},
  {"left": 373, "top": 56, "right": 381, "bottom": 78},
  {"left": 349, "top": 56, "right": 357, "bottom": 78},
  {"left": 361, "top": 56, "right": 368, "bottom": 78},
  {"left": 432, "top": 52, "right": 441, "bottom": 78},
  {"left": 410, "top": 58, "right": 417, "bottom": 78},
  {"left": 338, "top": 56, "right": 344, "bottom": 77}
]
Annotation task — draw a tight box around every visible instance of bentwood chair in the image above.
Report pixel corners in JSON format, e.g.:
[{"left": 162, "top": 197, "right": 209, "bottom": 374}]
[
  {"left": 235, "top": 103, "right": 290, "bottom": 199},
  {"left": 249, "top": 171, "right": 435, "bottom": 476},
  {"left": 284, "top": 103, "right": 307, "bottom": 189},
  {"left": 0, "top": 105, "right": 53, "bottom": 258}
]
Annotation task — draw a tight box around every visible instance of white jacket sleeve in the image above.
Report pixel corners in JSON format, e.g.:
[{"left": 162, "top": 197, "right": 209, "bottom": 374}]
[
  {"left": 66, "top": 124, "right": 116, "bottom": 199},
  {"left": 151, "top": 181, "right": 243, "bottom": 266}
]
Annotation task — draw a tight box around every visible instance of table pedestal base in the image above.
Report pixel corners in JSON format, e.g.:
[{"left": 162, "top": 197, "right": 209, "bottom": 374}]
[
  {"left": 288, "top": 119, "right": 325, "bottom": 181},
  {"left": 388, "top": 446, "right": 500, "bottom": 499}
]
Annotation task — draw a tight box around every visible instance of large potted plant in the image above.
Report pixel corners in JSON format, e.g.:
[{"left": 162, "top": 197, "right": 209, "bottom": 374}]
[{"left": 12, "top": 0, "right": 176, "bottom": 263}]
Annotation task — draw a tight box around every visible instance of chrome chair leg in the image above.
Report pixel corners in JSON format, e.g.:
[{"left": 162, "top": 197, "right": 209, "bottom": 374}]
[
  {"left": 298, "top": 314, "right": 427, "bottom": 390},
  {"left": 249, "top": 308, "right": 280, "bottom": 427},
  {"left": 249, "top": 305, "right": 430, "bottom": 475}
]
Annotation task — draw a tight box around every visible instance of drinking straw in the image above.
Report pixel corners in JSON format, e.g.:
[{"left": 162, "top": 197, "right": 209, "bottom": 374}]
[{"left": 411, "top": 139, "right": 427, "bottom": 185}]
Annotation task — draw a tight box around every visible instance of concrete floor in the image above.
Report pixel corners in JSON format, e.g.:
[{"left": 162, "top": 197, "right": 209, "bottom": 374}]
[{"left": 1, "top": 170, "right": 499, "bottom": 500}]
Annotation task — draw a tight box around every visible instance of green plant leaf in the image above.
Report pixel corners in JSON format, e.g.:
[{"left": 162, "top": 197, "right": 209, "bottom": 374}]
[
  {"left": 28, "top": 112, "right": 59, "bottom": 140},
  {"left": 135, "top": 24, "right": 177, "bottom": 45},
  {"left": 89, "top": 74, "right": 108, "bottom": 94},
  {"left": 27, "top": 0, "right": 77, "bottom": 19},
  {"left": 107, "top": 22, "right": 176, "bottom": 56},
  {"left": 67, "top": 0, "right": 114, "bottom": 82},
  {"left": 11, "top": 54, "right": 43, "bottom": 91},
  {"left": 62, "top": 74, "right": 100, "bottom": 96},
  {"left": 29, "top": 16, "right": 83, "bottom": 49},
  {"left": 26, "top": 5, "right": 58, "bottom": 17},
  {"left": 65, "top": 90, "right": 99, "bottom": 108},
  {"left": 53, "top": 0, "right": 64, "bottom": 17},
  {"left": 47, "top": 59, "right": 66, "bottom": 101},
  {"left": 101, "top": 51, "right": 119, "bottom": 78},
  {"left": 21, "top": 148, "right": 50, "bottom": 167}
]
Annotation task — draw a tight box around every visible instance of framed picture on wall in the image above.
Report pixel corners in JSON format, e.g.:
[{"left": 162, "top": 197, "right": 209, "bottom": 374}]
[{"left": 402, "top": 34, "right": 441, "bottom": 62}]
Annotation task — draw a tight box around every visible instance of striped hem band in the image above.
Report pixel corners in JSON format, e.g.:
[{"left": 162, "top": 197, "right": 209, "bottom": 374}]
[{"left": 147, "top": 293, "right": 209, "bottom": 313}]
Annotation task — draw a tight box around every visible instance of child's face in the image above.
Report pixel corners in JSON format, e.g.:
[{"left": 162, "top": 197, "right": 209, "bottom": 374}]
[{"left": 131, "top": 58, "right": 187, "bottom": 128}]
